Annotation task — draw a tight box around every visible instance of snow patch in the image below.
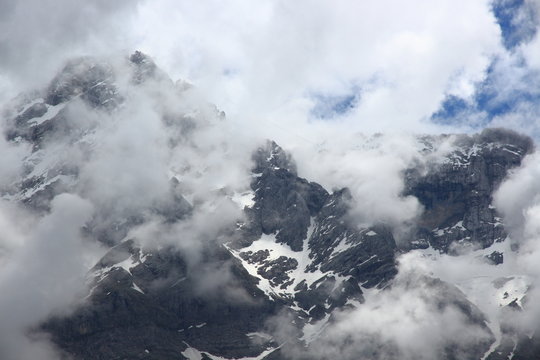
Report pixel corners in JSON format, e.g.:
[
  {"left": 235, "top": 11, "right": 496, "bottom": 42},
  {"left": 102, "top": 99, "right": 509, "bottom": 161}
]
[
  {"left": 230, "top": 190, "right": 255, "bottom": 209},
  {"left": 246, "top": 332, "right": 273, "bottom": 341},
  {"left": 131, "top": 282, "right": 144, "bottom": 294},
  {"left": 181, "top": 343, "right": 279, "bottom": 360},
  {"left": 115, "top": 255, "right": 139, "bottom": 275},
  {"left": 228, "top": 218, "right": 353, "bottom": 300},
  {"left": 18, "top": 174, "right": 75, "bottom": 201},
  {"left": 28, "top": 103, "right": 66, "bottom": 126}
]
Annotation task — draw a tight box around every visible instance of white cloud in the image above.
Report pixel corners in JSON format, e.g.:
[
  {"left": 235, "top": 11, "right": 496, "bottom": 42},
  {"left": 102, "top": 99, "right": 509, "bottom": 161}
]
[
  {"left": 278, "top": 256, "right": 494, "bottom": 360},
  {"left": 290, "top": 133, "right": 425, "bottom": 232},
  {"left": 0, "top": 0, "right": 142, "bottom": 102},
  {"left": 129, "top": 0, "right": 503, "bottom": 139},
  {"left": 0, "top": 194, "right": 100, "bottom": 360}
]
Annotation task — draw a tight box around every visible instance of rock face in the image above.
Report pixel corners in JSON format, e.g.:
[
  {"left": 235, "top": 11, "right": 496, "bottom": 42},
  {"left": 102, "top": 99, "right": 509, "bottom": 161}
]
[
  {"left": 233, "top": 140, "right": 399, "bottom": 304},
  {"left": 405, "top": 130, "right": 533, "bottom": 254},
  {"left": 1, "top": 52, "right": 538, "bottom": 360},
  {"left": 245, "top": 140, "right": 328, "bottom": 252},
  {"left": 45, "top": 58, "right": 121, "bottom": 108},
  {"left": 45, "top": 240, "right": 279, "bottom": 360},
  {"left": 41, "top": 138, "right": 401, "bottom": 359}
]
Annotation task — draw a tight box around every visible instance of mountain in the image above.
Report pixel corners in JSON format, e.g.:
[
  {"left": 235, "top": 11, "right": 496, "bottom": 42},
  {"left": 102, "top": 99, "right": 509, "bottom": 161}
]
[{"left": 0, "top": 52, "right": 538, "bottom": 360}]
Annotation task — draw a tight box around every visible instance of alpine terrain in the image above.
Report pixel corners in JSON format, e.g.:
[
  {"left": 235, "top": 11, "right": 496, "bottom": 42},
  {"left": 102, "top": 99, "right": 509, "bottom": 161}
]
[{"left": 1, "top": 52, "right": 539, "bottom": 360}]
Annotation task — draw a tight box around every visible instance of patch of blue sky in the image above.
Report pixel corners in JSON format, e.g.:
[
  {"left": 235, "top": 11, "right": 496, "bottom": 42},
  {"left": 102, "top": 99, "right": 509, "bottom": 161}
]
[
  {"left": 474, "top": 57, "right": 540, "bottom": 115},
  {"left": 492, "top": 0, "right": 538, "bottom": 50},
  {"left": 310, "top": 91, "right": 359, "bottom": 120},
  {"left": 431, "top": 56, "right": 540, "bottom": 128},
  {"left": 431, "top": 95, "right": 481, "bottom": 126}
]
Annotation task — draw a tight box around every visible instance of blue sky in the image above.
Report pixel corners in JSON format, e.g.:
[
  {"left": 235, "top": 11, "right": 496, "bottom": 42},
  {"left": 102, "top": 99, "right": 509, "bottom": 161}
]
[
  {"left": 493, "top": 0, "right": 537, "bottom": 49},
  {"left": 310, "top": 91, "right": 359, "bottom": 120},
  {"left": 431, "top": 0, "right": 540, "bottom": 138}
]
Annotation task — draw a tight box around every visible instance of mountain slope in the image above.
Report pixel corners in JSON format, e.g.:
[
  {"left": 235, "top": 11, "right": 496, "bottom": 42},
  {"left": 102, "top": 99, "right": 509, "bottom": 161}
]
[{"left": 0, "top": 52, "right": 537, "bottom": 360}]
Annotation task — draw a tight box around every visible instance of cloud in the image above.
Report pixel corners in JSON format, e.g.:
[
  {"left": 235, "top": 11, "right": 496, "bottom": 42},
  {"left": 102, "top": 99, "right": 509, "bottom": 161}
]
[
  {"left": 0, "top": 0, "right": 141, "bottom": 102},
  {"left": 492, "top": 0, "right": 539, "bottom": 50},
  {"left": 431, "top": 51, "right": 540, "bottom": 138},
  {"left": 129, "top": 0, "right": 503, "bottom": 138},
  {"left": 0, "top": 129, "right": 30, "bottom": 190},
  {"left": 1, "top": 0, "right": 537, "bottom": 141},
  {"left": 462, "top": 148, "right": 540, "bottom": 338},
  {"left": 0, "top": 52, "right": 257, "bottom": 358},
  {"left": 494, "top": 150, "right": 540, "bottom": 243},
  {"left": 0, "top": 194, "right": 99, "bottom": 360},
  {"left": 289, "top": 133, "right": 425, "bottom": 234},
  {"left": 277, "top": 254, "right": 494, "bottom": 360},
  {"left": 429, "top": 2, "right": 540, "bottom": 138},
  {"left": 493, "top": 149, "right": 540, "bottom": 277}
]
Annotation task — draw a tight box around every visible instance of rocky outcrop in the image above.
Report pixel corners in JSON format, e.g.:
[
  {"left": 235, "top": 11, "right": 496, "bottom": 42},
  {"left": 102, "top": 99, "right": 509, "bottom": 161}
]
[
  {"left": 42, "top": 139, "right": 400, "bottom": 359},
  {"left": 244, "top": 140, "right": 329, "bottom": 251},
  {"left": 45, "top": 240, "right": 280, "bottom": 360},
  {"left": 405, "top": 129, "right": 533, "bottom": 254}
]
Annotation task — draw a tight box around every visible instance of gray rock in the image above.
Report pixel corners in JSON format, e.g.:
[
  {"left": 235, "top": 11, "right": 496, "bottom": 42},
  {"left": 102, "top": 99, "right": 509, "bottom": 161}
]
[
  {"left": 405, "top": 128, "right": 533, "bottom": 253},
  {"left": 485, "top": 251, "right": 504, "bottom": 265},
  {"left": 45, "top": 57, "right": 121, "bottom": 109}
]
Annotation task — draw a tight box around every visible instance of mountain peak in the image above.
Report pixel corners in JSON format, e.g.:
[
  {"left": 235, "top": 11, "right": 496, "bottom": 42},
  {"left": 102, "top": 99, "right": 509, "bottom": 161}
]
[
  {"left": 129, "top": 50, "right": 161, "bottom": 84},
  {"left": 45, "top": 56, "right": 121, "bottom": 109},
  {"left": 253, "top": 140, "right": 298, "bottom": 175}
]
